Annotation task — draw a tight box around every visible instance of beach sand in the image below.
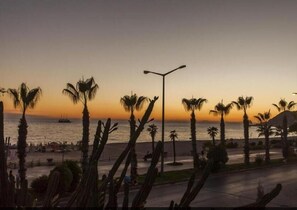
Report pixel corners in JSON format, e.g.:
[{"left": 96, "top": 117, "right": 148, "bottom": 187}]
[{"left": 7, "top": 137, "right": 280, "bottom": 165}]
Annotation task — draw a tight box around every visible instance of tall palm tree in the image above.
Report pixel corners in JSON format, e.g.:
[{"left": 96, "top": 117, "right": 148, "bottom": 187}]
[
  {"left": 169, "top": 130, "right": 178, "bottom": 164},
  {"left": 209, "top": 101, "right": 233, "bottom": 145},
  {"left": 147, "top": 124, "right": 158, "bottom": 153},
  {"left": 120, "top": 93, "right": 147, "bottom": 182},
  {"left": 272, "top": 99, "right": 296, "bottom": 159},
  {"left": 182, "top": 97, "right": 207, "bottom": 169},
  {"left": 233, "top": 96, "right": 253, "bottom": 165},
  {"left": 7, "top": 83, "right": 42, "bottom": 185},
  {"left": 254, "top": 111, "right": 274, "bottom": 163},
  {"left": 63, "top": 77, "right": 98, "bottom": 172},
  {"left": 207, "top": 126, "right": 218, "bottom": 146}
]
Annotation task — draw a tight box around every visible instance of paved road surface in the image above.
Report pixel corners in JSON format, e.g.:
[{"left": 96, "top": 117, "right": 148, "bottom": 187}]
[{"left": 118, "top": 163, "right": 297, "bottom": 207}]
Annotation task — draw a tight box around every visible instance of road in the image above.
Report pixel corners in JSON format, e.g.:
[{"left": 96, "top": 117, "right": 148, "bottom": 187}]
[{"left": 118, "top": 163, "right": 297, "bottom": 207}]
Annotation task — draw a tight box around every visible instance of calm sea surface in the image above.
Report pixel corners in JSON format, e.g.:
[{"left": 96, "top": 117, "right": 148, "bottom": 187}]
[{"left": 3, "top": 114, "right": 259, "bottom": 145}]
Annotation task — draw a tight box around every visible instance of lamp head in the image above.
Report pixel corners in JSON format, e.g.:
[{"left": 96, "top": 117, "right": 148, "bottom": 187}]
[
  {"left": 293, "top": 93, "right": 297, "bottom": 95},
  {"left": 143, "top": 70, "right": 150, "bottom": 74},
  {"left": 178, "top": 65, "right": 186, "bottom": 69}
]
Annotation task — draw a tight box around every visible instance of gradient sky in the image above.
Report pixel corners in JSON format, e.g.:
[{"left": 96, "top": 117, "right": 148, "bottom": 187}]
[{"left": 1, "top": 0, "right": 297, "bottom": 122}]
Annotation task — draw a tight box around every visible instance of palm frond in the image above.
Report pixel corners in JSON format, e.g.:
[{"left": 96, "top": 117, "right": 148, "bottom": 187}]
[
  {"left": 254, "top": 115, "right": 262, "bottom": 123},
  {"left": 182, "top": 98, "right": 192, "bottom": 112},
  {"left": 62, "top": 89, "right": 79, "bottom": 104},
  {"left": 20, "top": 83, "right": 28, "bottom": 106},
  {"left": 232, "top": 101, "right": 241, "bottom": 110},
  {"left": 120, "top": 95, "right": 132, "bottom": 112},
  {"left": 135, "top": 96, "right": 148, "bottom": 111},
  {"left": 246, "top": 96, "right": 254, "bottom": 106},
  {"left": 26, "top": 87, "right": 42, "bottom": 109},
  {"left": 7, "top": 88, "right": 20, "bottom": 109},
  {"left": 88, "top": 84, "right": 99, "bottom": 101},
  {"left": 272, "top": 104, "right": 281, "bottom": 112},
  {"left": 288, "top": 101, "right": 296, "bottom": 110},
  {"left": 196, "top": 98, "right": 207, "bottom": 110},
  {"left": 209, "top": 110, "right": 218, "bottom": 116}
]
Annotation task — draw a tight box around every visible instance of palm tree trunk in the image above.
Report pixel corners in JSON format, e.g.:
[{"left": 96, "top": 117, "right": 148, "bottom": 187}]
[
  {"left": 283, "top": 116, "right": 289, "bottom": 159},
  {"left": 18, "top": 113, "right": 28, "bottom": 185},
  {"left": 173, "top": 138, "right": 176, "bottom": 163},
  {"left": 212, "top": 137, "right": 215, "bottom": 146},
  {"left": 264, "top": 128, "right": 270, "bottom": 163},
  {"left": 82, "top": 105, "right": 90, "bottom": 173},
  {"left": 190, "top": 111, "right": 199, "bottom": 169},
  {"left": 130, "top": 113, "right": 137, "bottom": 182},
  {"left": 220, "top": 114, "right": 225, "bottom": 145},
  {"left": 243, "top": 113, "right": 250, "bottom": 165}
]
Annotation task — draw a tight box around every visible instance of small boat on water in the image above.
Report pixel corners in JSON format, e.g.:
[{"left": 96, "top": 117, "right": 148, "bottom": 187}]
[
  {"left": 58, "top": 115, "right": 71, "bottom": 123},
  {"left": 58, "top": 118, "right": 71, "bottom": 123}
]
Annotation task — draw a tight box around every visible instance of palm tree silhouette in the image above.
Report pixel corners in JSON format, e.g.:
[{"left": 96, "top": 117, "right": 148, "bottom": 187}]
[
  {"left": 120, "top": 93, "right": 147, "bottom": 182},
  {"left": 272, "top": 99, "right": 296, "bottom": 159},
  {"left": 62, "top": 77, "right": 98, "bottom": 172},
  {"left": 233, "top": 96, "right": 253, "bottom": 165},
  {"left": 7, "top": 83, "right": 42, "bottom": 185},
  {"left": 169, "top": 130, "right": 178, "bottom": 164},
  {"left": 147, "top": 124, "right": 158, "bottom": 153},
  {"left": 209, "top": 101, "right": 233, "bottom": 145},
  {"left": 182, "top": 97, "right": 207, "bottom": 169},
  {"left": 207, "top": 126, "right": 218, "bottom": 146},
  {"left": 254, "top": 110, "right": 274, "bottom": 163}
]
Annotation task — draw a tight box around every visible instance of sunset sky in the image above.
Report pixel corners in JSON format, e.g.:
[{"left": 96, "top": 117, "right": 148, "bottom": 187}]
[{"left": 1, "top": 0, "right": 297, "bottom": 122}]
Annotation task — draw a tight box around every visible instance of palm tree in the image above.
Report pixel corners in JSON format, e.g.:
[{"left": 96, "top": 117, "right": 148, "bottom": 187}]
[
  {"left": 233, "top": 96, "right": 253, "bottom": 165},
  {"left": 63, "top": 77, "right": 98, "bottom": 172},
  {"left": 120, "top": 93, "right": 147, "bottom": 182},
  {"left": 169, "top": 130, "right": 178, "bottom": 164},
  {"left": 254, "top": 111, "right": 274, "bottom": 163},
  {"left": 7, "top": 83, "right": 42, "bottom": 185},
  {"left": 209, "top": 101, "right": 233, "bottom": 145},
  {"left": 207, "top": 126, "right": 218, "bottom": 146},
  {"left": 182, "top": 97, "right": 207, "bottom": 169},
  {"left": 147, "top": 124, "right": 158, "bottom": 153},
  {"left": 272, "top": 99, "right": 296, "bottom": 159}
]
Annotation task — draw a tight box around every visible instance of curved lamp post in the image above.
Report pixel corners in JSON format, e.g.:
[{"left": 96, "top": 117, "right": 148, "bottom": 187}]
[{"left": 143, "top": 65, "right": 186, "bottom": 174}]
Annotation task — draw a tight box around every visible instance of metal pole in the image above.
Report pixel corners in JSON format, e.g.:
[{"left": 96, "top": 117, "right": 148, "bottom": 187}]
[{"left": 161, "top": 75, "right": 165, "bottom": 173}]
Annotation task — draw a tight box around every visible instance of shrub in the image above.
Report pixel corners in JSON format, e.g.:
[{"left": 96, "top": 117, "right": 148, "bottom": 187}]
[
  {"left": 50, "top": 164, "right": 73, "bottom": 195},
  {"left": 250, "top": 142, "right": 256, "bottom": 147},
  {"left": 257, "top": 140, "right": 263, "bottom": 146},
  {"left": 207, "top": 144, "right": 229, "bottom": 172},
  {"left": 203, "top": 141, "right": 213, "bottom": 150},
  {"left": 255, "top": 155, "right": 264, "bottom": 165},
  {"left": 63, "top": 160, "right": 82, "bottom": 192},
  {"left": 226, "top": 140, "right": 238, "bottom": 148},
  {"left": 30, "top": 175, "right": 49, "bottom": 194}
]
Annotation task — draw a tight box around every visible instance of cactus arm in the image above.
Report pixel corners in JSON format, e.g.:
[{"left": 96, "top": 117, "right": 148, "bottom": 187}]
[
  {"left": 236, "top": 183, "right": 282, "bottom": 208},
  {"left": 180, "top": 159, "right": 213, "bottom": 207},
  {"left": 42, "top": 171, "right": 60, "bottom": 207},
  {"left": 179, "top": 172, "right": 196, "bottom": 205},
  {"left": 131, "top": 141, "right": 162, "bottom": 208}
]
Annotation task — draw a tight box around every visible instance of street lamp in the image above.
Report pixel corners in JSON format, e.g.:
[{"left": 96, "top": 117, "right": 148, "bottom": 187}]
[
  {"left": 143, "top": 65, "right": 186, "bottom": 174},
  {"left": 293, "top": 93, "right": 297, "bottom": 95}
]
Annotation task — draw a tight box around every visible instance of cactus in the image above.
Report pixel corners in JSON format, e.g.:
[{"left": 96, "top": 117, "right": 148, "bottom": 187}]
[
  {"left": 180, "top": 160, "right": 213, "bottom": 207},
  {"left": 122, "top": 181, "right": 129, "bottom": 208},
  {"left": 235, "top": 183, "right": 282, "bottom": 208},
  {"left": 131, "top": 141, "right": 162, "bottom": 208},
  {"left": 42, "top": 171, "right": 60, "bottom": 207}
]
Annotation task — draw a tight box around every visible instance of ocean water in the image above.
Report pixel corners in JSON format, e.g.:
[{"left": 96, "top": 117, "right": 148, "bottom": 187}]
[{"left": 3, "top": 114, "right": 259, "bottom": 145}]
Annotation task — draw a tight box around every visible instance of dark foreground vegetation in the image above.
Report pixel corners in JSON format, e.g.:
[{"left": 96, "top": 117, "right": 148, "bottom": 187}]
[{"left": 0, "top": 99, "right": 283, "bottom": 208}]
